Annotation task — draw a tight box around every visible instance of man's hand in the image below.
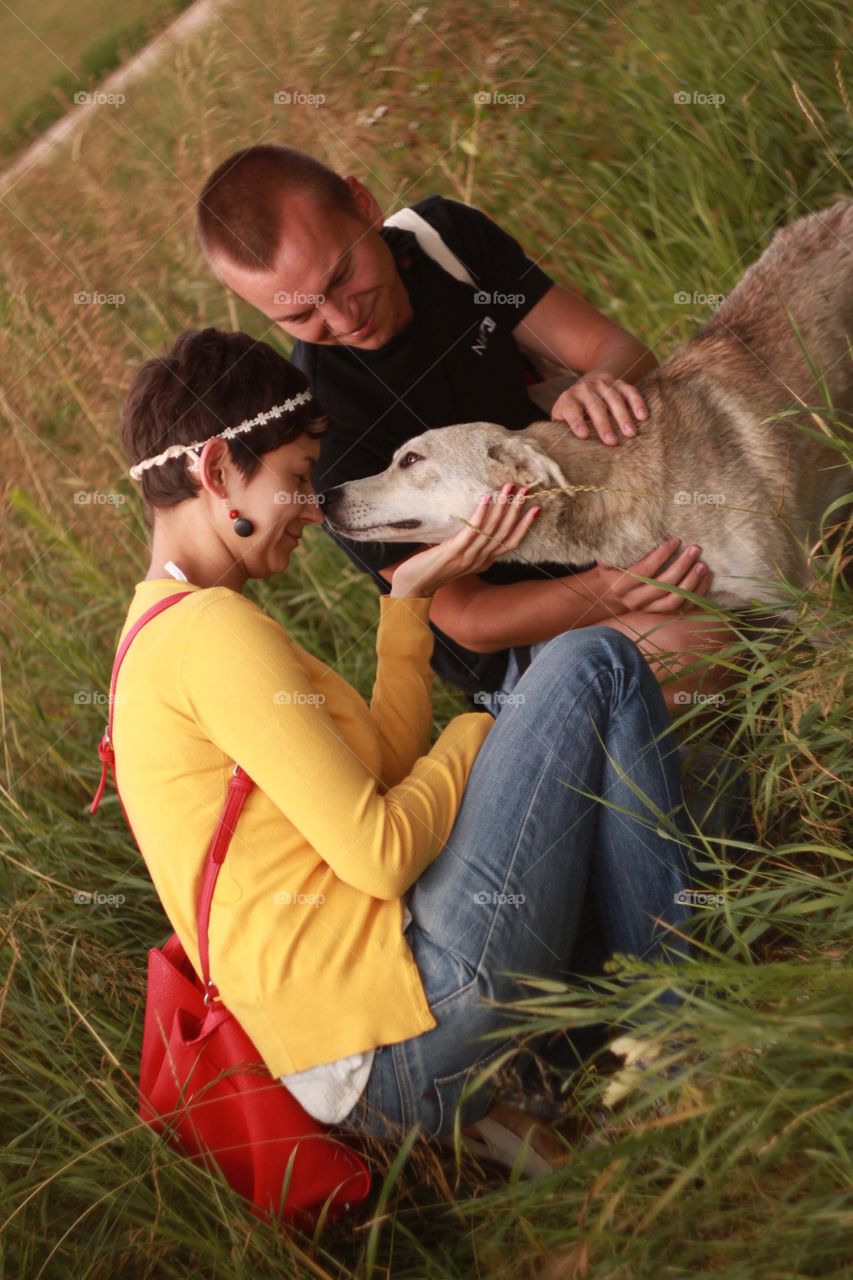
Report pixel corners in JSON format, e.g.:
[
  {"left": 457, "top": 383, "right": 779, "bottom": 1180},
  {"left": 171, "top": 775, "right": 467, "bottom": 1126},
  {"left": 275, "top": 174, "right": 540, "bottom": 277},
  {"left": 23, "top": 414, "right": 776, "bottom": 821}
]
[
  {"left": 593, "top": 537, "right": 711, "bottom": 614},
  {"left": 551, "top": 370, "right": 649, "bottom": 446},
  {"left": 512, "top": 284, "right": 656, "bottom": 446}
]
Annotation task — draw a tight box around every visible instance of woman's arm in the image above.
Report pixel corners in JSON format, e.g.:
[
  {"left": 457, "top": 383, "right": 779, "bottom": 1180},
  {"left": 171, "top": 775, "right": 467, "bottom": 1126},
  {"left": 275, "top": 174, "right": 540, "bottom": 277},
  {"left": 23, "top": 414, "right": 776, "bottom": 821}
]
[
  {"left": 368, "top": 595, "right": 437, "bottom": 789},
  {"left": 180, "top": 590, "right": 492, "bottom": 900}
]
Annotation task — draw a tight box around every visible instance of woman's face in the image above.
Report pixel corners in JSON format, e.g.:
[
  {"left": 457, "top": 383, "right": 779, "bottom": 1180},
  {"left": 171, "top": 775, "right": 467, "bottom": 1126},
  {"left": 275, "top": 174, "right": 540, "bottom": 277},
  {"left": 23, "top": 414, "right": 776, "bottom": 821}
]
[{"left": 219, "top": 432, "right": 326, "bottom": 577}]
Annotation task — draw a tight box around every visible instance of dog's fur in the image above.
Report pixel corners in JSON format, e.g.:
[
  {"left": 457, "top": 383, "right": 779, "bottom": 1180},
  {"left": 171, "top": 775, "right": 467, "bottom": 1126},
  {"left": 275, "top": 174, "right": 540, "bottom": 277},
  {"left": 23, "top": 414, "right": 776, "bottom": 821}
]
[{"left": 324, "top": 201, "right": 853, "bottom": 608}]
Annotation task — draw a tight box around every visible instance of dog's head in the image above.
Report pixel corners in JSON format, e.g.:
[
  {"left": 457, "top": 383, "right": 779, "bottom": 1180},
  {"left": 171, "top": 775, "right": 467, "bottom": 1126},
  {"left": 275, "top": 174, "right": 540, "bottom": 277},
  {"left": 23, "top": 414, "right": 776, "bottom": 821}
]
[{"left": 323, "top": 422, "right": 569, "bottom": 544}]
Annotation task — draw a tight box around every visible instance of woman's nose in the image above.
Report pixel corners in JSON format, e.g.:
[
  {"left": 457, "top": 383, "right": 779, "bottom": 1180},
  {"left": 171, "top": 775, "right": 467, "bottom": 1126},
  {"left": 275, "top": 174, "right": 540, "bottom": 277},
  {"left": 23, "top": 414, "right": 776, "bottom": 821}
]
[{"left": 303, "top": 485, "right": 326, "bottom": 524}]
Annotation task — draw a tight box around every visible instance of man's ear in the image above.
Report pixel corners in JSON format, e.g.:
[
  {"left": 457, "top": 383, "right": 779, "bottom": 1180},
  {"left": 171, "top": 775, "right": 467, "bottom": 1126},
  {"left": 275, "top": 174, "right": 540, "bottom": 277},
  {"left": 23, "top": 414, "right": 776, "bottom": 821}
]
[
  {"left": 487, "top": 436, "right": 569, "bottom": 492},
  {"left": 345, "top": 175, "right": 383, "bottom": 228}
]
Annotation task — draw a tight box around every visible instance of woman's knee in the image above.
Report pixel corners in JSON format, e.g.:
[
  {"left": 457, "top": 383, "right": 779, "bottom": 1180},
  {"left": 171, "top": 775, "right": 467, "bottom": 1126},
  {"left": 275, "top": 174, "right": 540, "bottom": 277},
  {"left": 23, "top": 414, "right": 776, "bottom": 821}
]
[{"left": 534, "top": 624, "right": 648, "bottom": 688}]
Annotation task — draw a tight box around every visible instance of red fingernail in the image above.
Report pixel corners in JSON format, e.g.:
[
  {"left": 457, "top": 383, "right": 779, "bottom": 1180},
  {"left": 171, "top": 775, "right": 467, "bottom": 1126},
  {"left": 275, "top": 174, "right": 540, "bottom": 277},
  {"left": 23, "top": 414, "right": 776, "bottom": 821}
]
[{"left": 532, "top": 506, "right": 542, "bottom": 518}]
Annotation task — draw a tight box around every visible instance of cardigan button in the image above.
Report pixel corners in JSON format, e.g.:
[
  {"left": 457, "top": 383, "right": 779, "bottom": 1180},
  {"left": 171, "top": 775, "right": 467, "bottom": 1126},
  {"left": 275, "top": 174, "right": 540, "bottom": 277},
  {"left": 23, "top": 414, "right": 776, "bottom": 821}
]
[{"left": 422, "top": 1085, "right": 437, "bottom": 1100}]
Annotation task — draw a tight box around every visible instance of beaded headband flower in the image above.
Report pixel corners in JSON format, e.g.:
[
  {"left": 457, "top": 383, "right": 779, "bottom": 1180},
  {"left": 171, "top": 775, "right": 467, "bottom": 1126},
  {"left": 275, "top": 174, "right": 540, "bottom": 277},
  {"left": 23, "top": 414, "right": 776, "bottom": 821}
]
[{"left": 127, "top": 390, "right": 315, "bottom": 480}]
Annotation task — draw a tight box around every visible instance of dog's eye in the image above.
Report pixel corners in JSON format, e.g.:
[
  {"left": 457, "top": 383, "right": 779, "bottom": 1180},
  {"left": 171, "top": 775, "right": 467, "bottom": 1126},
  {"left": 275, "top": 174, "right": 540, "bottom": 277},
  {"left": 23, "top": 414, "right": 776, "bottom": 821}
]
[{"left": 398, "top": 452, "right": 423, "bottom": 469}]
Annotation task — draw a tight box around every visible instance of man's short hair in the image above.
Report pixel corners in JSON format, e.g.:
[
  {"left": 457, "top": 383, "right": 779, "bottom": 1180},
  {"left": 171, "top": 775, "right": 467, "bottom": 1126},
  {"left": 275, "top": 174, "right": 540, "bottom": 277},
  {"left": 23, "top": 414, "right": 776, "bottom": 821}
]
[{"left": 196, "top": 145, "right": 359, "bottom": 272}]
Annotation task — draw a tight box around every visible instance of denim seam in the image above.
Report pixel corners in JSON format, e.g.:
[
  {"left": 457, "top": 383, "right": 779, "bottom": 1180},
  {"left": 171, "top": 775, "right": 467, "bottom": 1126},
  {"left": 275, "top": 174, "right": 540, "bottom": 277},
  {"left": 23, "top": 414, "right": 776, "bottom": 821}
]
[
  {"left": 432, "top": 1036, "right": 517, "bottom": 1137},
  {"left": 391, "top": 1037, "right": 417, "bottom": 1132},
  {"left": 472, "top": 663, "right": 638, "bottom": 979}
]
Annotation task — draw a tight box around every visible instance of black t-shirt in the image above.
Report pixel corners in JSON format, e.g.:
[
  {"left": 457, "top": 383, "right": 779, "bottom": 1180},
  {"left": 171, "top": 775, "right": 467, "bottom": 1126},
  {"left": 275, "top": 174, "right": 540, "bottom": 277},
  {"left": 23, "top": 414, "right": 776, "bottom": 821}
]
[{"left": 292, "top": 195, "right": 584, "bottom": 701}]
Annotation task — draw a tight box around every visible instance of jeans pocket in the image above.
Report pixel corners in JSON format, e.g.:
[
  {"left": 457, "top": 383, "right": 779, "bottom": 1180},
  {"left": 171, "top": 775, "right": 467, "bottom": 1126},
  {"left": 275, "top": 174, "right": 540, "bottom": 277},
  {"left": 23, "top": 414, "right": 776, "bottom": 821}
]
[{"left": 408, "top": 925, "right": 479, "bottom": 1011}]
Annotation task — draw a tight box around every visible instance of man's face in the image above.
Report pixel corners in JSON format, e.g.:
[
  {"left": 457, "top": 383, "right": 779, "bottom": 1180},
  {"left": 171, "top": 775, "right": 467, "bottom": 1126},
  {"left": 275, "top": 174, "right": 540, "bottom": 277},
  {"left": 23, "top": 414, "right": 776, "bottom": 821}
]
[{"left": 211, "top": 182, "right": 412, "bottom": 351}]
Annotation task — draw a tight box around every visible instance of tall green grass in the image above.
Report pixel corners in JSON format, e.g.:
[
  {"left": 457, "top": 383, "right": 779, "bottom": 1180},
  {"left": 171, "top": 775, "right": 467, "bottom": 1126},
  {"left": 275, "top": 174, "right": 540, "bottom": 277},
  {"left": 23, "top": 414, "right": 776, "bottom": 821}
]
[{"left": 1, "top": 0, "right": 851, "bottom": 1275}]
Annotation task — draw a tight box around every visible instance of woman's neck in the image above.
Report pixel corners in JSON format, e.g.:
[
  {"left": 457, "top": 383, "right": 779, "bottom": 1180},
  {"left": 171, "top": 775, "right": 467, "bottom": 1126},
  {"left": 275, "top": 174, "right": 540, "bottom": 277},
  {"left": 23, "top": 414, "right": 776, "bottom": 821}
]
[{"left": 145, "top": 518, "right": 247, "bottom": 592}]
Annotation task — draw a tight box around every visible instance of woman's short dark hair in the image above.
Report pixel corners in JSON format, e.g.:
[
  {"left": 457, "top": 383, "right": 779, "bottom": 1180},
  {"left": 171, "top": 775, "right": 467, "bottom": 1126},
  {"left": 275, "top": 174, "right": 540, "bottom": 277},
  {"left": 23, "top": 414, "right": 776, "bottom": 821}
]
[{"left": 121, "top": 328, "right": 329, "bottom": 514}]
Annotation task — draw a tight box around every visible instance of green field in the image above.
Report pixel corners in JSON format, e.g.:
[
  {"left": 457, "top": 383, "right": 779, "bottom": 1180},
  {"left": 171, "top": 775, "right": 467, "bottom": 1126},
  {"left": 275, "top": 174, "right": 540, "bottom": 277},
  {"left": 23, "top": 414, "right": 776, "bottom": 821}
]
[
  {"left": 1, "top": 0, "right": 852, "bottom": 1276},
  {"left": 0, "top": 0, "right": 195, "bottom": 163}
]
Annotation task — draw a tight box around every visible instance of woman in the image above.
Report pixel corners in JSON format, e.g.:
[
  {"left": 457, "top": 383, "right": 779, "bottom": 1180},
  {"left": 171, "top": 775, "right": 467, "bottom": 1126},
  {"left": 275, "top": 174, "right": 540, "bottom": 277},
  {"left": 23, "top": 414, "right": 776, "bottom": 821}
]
[{"left": 115, "top": 326, "right": 696, "bottom": 1172}]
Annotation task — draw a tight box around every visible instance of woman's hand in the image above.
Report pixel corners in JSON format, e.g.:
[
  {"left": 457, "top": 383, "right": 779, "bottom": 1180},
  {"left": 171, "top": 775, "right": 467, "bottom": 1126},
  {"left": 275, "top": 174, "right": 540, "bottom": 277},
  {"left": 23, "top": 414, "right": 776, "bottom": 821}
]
[
  {"left": 594, "top": 537, "right": 712, "bottom": 614},
  {"left": 551, "top": 371, "right": 649, "bottom": 446},
  {"left": 388, "top": 484, "right": 541, "bottom": 600}
]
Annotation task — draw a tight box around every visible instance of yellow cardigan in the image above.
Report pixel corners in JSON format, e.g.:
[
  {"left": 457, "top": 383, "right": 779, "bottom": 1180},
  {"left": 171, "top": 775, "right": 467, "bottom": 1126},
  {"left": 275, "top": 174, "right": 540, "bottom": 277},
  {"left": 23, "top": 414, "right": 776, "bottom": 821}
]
[{"left": 112, "top": 581, "right": 493, "bottom": 1075}]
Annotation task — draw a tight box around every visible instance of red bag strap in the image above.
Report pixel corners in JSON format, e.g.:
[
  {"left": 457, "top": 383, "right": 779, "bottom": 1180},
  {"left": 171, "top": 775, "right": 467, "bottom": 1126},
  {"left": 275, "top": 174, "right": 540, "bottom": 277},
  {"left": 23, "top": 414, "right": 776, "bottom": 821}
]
[
  {"left": 89, "top": 590, "right": 254, "bottom": 1001},
  {"left": 90, "top": 592, "right": 192, "bottom": 812}
]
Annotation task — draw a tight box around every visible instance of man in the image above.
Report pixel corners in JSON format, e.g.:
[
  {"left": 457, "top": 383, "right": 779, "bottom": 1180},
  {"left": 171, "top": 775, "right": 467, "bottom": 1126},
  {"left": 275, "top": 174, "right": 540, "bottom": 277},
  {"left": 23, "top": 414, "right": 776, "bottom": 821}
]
[{"left": 196, "top": 144, "right": 729, "bottom": 710}]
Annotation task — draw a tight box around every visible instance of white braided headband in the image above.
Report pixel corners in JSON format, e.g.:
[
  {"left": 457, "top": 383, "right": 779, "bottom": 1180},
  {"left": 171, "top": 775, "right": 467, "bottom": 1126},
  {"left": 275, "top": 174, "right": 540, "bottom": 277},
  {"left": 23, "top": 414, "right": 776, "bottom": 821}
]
[{"left": 128, "top": 390, "right": 315, "bottom": 480}]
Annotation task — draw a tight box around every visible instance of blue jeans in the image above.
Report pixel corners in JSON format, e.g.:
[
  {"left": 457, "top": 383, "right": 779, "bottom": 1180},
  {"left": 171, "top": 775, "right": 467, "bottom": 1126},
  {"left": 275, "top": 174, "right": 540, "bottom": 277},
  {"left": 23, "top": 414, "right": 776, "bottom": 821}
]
[
  {"left": 335, "top": 627, "right": 696, "bottom": 1141},
  {"left": 478, "top": 639, "right": 550, "bottom": 718}
]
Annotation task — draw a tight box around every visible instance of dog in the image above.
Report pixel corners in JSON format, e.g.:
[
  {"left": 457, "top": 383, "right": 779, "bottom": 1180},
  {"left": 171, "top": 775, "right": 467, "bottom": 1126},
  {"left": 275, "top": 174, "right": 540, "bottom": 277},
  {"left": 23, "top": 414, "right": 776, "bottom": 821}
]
[{"left": 323, "top": 201, "right": 853, "bottom": 609}]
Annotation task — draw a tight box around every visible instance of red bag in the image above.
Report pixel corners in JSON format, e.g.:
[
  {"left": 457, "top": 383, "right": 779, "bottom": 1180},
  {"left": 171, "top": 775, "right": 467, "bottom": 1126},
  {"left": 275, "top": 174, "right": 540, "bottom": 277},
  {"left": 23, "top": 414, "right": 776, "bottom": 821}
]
[{"left": 90, "top": 591, "right": 372, "bottom": 1226}]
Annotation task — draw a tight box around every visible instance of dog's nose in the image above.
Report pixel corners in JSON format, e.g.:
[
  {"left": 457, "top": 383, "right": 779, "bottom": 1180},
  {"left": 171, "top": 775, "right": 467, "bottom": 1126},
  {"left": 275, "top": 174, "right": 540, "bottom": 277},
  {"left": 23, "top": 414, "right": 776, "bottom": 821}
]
[{"left": 320, "top": 486, "right": 342, "bottom": 514}]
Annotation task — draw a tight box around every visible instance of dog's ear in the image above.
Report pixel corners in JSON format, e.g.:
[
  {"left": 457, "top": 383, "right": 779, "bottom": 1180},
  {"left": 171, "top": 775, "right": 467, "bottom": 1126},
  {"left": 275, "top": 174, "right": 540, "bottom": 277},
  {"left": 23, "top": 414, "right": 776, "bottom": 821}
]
[{"left": 487, "top": 437, "right": 569, "bottom": 492}]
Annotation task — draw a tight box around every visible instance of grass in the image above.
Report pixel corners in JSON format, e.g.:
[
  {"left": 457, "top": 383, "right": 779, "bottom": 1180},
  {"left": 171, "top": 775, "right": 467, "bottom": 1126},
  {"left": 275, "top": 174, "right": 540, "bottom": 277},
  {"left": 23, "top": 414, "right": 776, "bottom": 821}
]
[
  {"left": 1, "top": 0, "right": 852, "bottom": 1276},
  {"left": 0, "top": 0, "right": 196, "bottom": 164}
]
